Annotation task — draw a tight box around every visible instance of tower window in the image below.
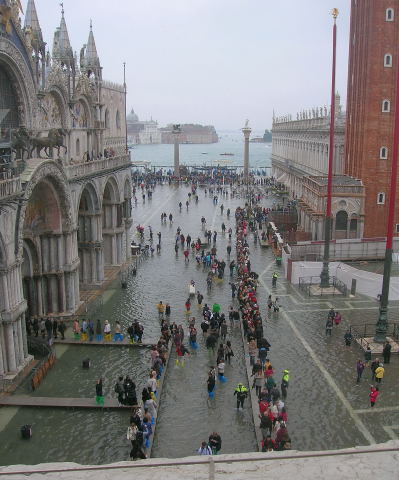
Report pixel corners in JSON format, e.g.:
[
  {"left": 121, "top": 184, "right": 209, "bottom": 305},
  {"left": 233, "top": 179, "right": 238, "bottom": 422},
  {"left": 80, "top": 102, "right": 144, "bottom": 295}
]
[
  {"left": 382, "top": 100, "right": 391, "bottom": 112},
  {"left": 386, "top": 8, "right": 394, "bottom": 21},
  {"left": 396, "top": 224, "right": 399, "bottom": 233},
  {"left": 76, "top": 138, "right": 80, "bottom": 157},
  {"left": 384, "top": 54, "right": 392, "bottom": 67},
  {"left": 377, "top": 193, "right": 385, "bottom": 205},
  {"left": 116, "top": 110, "right": 121, "bottom": 130},
  {"left": 380, "top": 146, "right": 388, "bottom": 159}
]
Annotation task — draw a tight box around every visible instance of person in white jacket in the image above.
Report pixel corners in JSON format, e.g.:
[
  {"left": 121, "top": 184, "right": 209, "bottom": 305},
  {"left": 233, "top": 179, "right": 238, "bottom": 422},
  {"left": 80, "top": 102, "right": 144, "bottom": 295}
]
[{"left": 197, "top": 441, "right": 212, "bottom": 455}]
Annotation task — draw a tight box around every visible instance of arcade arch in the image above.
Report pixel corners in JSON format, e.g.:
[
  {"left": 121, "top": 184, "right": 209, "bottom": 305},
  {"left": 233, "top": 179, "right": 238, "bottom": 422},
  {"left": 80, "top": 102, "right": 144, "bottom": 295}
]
[
  {"left": 102, "top": 177, "right": 123, "bottom": 265},
  {"left": 77, "top": 183, "right": 104, "bottom": 285}
]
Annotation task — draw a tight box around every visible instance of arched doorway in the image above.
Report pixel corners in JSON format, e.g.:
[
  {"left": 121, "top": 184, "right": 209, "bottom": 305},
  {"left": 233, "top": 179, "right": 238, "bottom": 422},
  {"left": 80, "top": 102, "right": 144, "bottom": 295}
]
[
  {"left": 78, "top": 183, "right": 104, "bottom": 286},
  {"left": 335, "top": 210, "right": 348, "bottom": 239},
  {"left": 21, "top": 171, "right": 79, "bottom": 319},
  {"left": 102, "top": 177, "right": 123, "bottom": 265}
]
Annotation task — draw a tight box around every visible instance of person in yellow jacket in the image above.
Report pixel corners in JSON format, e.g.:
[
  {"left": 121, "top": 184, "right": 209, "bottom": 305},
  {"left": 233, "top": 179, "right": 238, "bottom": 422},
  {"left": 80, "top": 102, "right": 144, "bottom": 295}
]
[
  {"left": 234, "top": 383, "right": 248, "bottom": 409},
  {"left": 157, "top": 301, "right": 165, "bottom": 319},
  {"left": 281, "top": 369, "right": 290, "bottom": 400},
  {"left": 375, "top": 363, "right": 385, "bottom": 383}
]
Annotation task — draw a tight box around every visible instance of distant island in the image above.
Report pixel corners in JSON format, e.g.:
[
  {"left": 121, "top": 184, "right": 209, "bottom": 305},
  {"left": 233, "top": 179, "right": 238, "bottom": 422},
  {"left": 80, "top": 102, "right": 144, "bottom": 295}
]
[
  {"left": 250, "top": 129, "right": 272, "bottom": 143},
  {"left": 160, "top": 124, "right": 218, "bottom": 144},
  {"left": 127, "top": 108, "right": 218, "bottom": 145}
]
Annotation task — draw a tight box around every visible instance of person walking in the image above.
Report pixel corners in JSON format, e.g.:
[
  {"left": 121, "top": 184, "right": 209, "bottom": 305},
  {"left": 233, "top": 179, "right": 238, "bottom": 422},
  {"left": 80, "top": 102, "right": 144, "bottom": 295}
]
[
  {"left": 375, "top": 363, "right": 385, "bottom": 384},
  {"left": 356, "top": 359, "right": 365, "bottom": 384},
  {"left": 364, "top": 344, "right": 372, "bottom": 366},
  {"left": 371, "top": 357, "right": 380, "bottom": 381},
  {"left": 369, "top": 385, "right": 379, "bottom": 408},
  {"left": 95, "top": 378, "right": 104, "bottom": 406},
  {"left": 344, "top": 330, "right": 353, "bottom": 346},
  {"left": 272, "top": 272, "right": 278, "bottom": 287},
  {"left": 325, "top": 317, "right": 333, "bottom": 336},
  {"left": 157, "top": 301, "right": 165, "bottom": 320},
  {"left": 234, "top": 382, "right": 249, "bottom": 409},
  {"left": 58, "top": 320, "right": 66, "bottom": 340},
  {"left": 281, "top": 369, "right": 289, "bottom": 400},
  {"left": 383, "top": 341, "right": 392, "bottom": 364}
]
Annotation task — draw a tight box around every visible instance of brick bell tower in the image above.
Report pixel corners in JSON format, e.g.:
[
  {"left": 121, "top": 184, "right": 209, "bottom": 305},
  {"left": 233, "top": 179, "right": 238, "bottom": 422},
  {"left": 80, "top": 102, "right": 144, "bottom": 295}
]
[{"left": 344, "top": 0, "right": 399, "bottom": 238}]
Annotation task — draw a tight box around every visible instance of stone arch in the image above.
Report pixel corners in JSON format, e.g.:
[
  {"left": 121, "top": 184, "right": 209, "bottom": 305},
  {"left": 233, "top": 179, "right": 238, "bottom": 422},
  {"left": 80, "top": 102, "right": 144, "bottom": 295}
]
[
  {"left": 77, "top": 182, "right": 104, "bottom": 286},
  {"left": 18, "top": 161, "right": 79, "bottom": 319},
  {"left": 47, "top": 86, "right": 69, "bottom": 127},
  {"left": 102, "top": 176, "right": 123, "bottom": 265},
  {"left": 21, "top": 239, "right": 40, "bottom": 318},
  {"left": 0, "top": 39, "right": 36, "bottom": 130}
]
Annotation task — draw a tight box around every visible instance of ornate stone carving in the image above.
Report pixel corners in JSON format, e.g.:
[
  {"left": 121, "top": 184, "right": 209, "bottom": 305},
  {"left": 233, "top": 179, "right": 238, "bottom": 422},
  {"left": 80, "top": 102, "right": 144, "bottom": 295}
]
[
  {"left": 46, "top": 63, "right": 69, "bottom": 99},
  {"left": 37, "top": 93, "right": 63, "bottom": 129},
  {"left": 75, "top": 74, "right": 96, "bottom": 103}
]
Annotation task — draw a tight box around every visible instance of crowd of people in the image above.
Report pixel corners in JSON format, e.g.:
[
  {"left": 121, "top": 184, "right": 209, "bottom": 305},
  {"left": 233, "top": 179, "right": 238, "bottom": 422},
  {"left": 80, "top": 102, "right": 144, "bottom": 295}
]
[
  {"left": 235, "top": 206, "right": 292, "bottom": 452},
  {"left": 124, "top": 317, "right": 171, "bottom": 459}
]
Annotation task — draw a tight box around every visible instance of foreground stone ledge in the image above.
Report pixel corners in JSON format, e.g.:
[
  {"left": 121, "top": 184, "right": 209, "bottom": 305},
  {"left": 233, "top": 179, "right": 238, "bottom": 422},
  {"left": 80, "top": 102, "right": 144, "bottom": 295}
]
[{"left": 1, "top": 441, "right": 398, "bottom": 480}]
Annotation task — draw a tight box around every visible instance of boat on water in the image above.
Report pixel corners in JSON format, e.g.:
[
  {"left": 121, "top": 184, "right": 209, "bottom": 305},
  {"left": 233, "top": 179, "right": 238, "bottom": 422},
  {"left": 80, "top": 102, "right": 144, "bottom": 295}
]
[
  {"left": 219, "top": 153, "right": 234, "bottom": 156},
  {"left": 201, "top": 152, "right": 208, "bottom": 154}
]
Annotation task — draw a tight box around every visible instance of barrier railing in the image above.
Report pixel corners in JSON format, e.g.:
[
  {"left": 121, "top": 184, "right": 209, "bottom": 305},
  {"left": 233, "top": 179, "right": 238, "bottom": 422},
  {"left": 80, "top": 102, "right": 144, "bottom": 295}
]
[
  {"left": 298, "top": 275, "right": 348, "bottom": 296},
  {"left": 0, "top": 176, "right": 21, "bottom": 198}
]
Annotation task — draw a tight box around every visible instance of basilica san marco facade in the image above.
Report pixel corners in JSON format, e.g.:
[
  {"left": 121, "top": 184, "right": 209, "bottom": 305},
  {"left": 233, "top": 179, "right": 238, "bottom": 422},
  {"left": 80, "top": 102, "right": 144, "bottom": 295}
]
[{"left": 0, "top": 0, "right": 133, "bottom": 378}]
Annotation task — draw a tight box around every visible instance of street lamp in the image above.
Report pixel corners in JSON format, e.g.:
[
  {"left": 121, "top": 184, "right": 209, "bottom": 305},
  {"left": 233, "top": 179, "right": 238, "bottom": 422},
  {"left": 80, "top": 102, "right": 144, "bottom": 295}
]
[
  {"left": 374, "top": 27, "right": 399, "bottom": 342},
  {"left": 320, "top": 8, "right": 338, "bottom": 288}
]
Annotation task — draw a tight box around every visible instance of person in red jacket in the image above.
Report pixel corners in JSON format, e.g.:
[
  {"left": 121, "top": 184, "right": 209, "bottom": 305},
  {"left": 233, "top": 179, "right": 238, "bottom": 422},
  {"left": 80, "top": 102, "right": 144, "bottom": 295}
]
[{"left": 369, "top": 385, "right": 379, "bottom": 407}]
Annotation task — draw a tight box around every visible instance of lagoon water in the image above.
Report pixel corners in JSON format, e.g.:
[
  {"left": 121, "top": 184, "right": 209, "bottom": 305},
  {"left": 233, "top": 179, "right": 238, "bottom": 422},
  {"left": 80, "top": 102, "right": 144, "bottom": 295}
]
[{"left": 130, "top": 130, "right": 272, "bottom": 169}]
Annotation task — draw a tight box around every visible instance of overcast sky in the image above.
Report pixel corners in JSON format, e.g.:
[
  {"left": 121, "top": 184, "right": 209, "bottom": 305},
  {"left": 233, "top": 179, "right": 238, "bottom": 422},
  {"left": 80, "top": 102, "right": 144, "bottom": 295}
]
[{"left": 32, "top": 0, "right": 350, "bottom": 131}]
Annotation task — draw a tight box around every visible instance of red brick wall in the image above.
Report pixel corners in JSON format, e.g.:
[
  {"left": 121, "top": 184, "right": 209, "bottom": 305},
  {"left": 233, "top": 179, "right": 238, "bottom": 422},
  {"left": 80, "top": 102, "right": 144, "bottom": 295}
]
[{"left": 344, "top": 0, "right": 399, "bottom": 237}]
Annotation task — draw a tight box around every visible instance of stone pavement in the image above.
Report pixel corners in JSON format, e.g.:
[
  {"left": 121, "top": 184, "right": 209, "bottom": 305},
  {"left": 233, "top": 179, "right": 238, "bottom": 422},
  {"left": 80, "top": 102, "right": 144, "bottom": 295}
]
[{"left": 255, "top": 250, "right": 399, "bottom": 450}]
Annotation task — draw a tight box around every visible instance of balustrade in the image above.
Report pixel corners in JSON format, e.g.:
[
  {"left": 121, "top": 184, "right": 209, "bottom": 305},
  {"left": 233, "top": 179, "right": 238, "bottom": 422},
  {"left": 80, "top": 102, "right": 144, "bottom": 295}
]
[{"left": 65, "top": 154, "right": 130, "bottom": 179}]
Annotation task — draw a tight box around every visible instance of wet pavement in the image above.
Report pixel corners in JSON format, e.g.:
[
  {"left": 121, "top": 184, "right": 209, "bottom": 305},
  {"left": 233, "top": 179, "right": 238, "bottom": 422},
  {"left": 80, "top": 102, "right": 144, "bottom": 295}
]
[{"left": 0, "top": 183, "right": 399, "bottom": 465}]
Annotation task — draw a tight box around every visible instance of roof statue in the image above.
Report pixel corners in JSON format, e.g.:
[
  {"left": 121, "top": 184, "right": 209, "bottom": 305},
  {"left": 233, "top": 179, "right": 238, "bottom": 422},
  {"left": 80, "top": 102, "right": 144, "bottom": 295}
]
[{"left": 244, "top": 119, "right": 249, "bottom": 128}]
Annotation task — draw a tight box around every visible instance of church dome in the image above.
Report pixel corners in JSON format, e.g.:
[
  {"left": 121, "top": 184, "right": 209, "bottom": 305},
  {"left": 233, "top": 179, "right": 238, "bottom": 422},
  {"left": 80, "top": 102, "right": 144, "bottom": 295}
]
[{"left": 127, "top": 108, "right": 139, "bottom": 123}]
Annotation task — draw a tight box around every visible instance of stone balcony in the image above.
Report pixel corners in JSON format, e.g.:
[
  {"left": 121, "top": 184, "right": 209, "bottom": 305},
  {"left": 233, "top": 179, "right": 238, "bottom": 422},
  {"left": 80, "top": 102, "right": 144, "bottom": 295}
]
[
  {"left": 65, "top": 154, "right": 131, "bottom": 181},
  {"left": 0, "top": 175, "right": 22, "bottom": 200}
]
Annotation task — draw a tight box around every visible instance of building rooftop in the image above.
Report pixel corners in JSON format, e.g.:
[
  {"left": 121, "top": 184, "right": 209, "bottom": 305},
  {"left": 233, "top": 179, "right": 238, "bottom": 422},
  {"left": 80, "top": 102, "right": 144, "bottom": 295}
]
[{"left": 310, "top": 175, "right": 363, "bottom": 187}]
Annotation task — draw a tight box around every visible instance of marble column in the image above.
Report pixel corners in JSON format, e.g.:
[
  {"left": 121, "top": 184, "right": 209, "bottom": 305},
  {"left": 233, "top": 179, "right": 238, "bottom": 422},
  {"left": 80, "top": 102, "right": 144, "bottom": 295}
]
[
  {"left": 21, "top": 315, "right": 28, "bottom": 358},
  {"left": 58, "top": 274, "right": 66, "bottom": 313},
  {"left": 4, "top": 323, "right": 16, "bottom": 373},
  {"left": 173, "top": 128, "right": 180, "bottom": 177},
  {"left": 0, "top": 325, "right": 5, "bottom": 376},
  {"left": 242, "top": 125, "right": 252, "bottom": 179}
]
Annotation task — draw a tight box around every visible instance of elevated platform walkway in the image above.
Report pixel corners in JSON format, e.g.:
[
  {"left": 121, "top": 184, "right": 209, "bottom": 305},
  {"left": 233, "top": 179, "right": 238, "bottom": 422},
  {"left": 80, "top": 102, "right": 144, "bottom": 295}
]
[{"left": 0, "top": 395, "right": 135, "bottom": 409}]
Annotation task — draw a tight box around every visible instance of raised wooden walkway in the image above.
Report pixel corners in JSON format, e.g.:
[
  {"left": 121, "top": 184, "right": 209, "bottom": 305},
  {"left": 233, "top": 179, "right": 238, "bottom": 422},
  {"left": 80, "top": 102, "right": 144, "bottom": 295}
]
[
  {"left": 53, "top": 339, "right": 152, "bottom": 347},
  {"left": 0, "top": 395, "right": 136, "bottom": 409}
]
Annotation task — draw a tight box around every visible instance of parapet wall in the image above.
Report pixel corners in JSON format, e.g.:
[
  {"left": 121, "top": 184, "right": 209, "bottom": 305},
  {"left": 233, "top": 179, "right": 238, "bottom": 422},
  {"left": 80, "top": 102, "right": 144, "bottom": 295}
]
[{"left": 1, "top": 441, "right": 398, "bottom": 480}]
